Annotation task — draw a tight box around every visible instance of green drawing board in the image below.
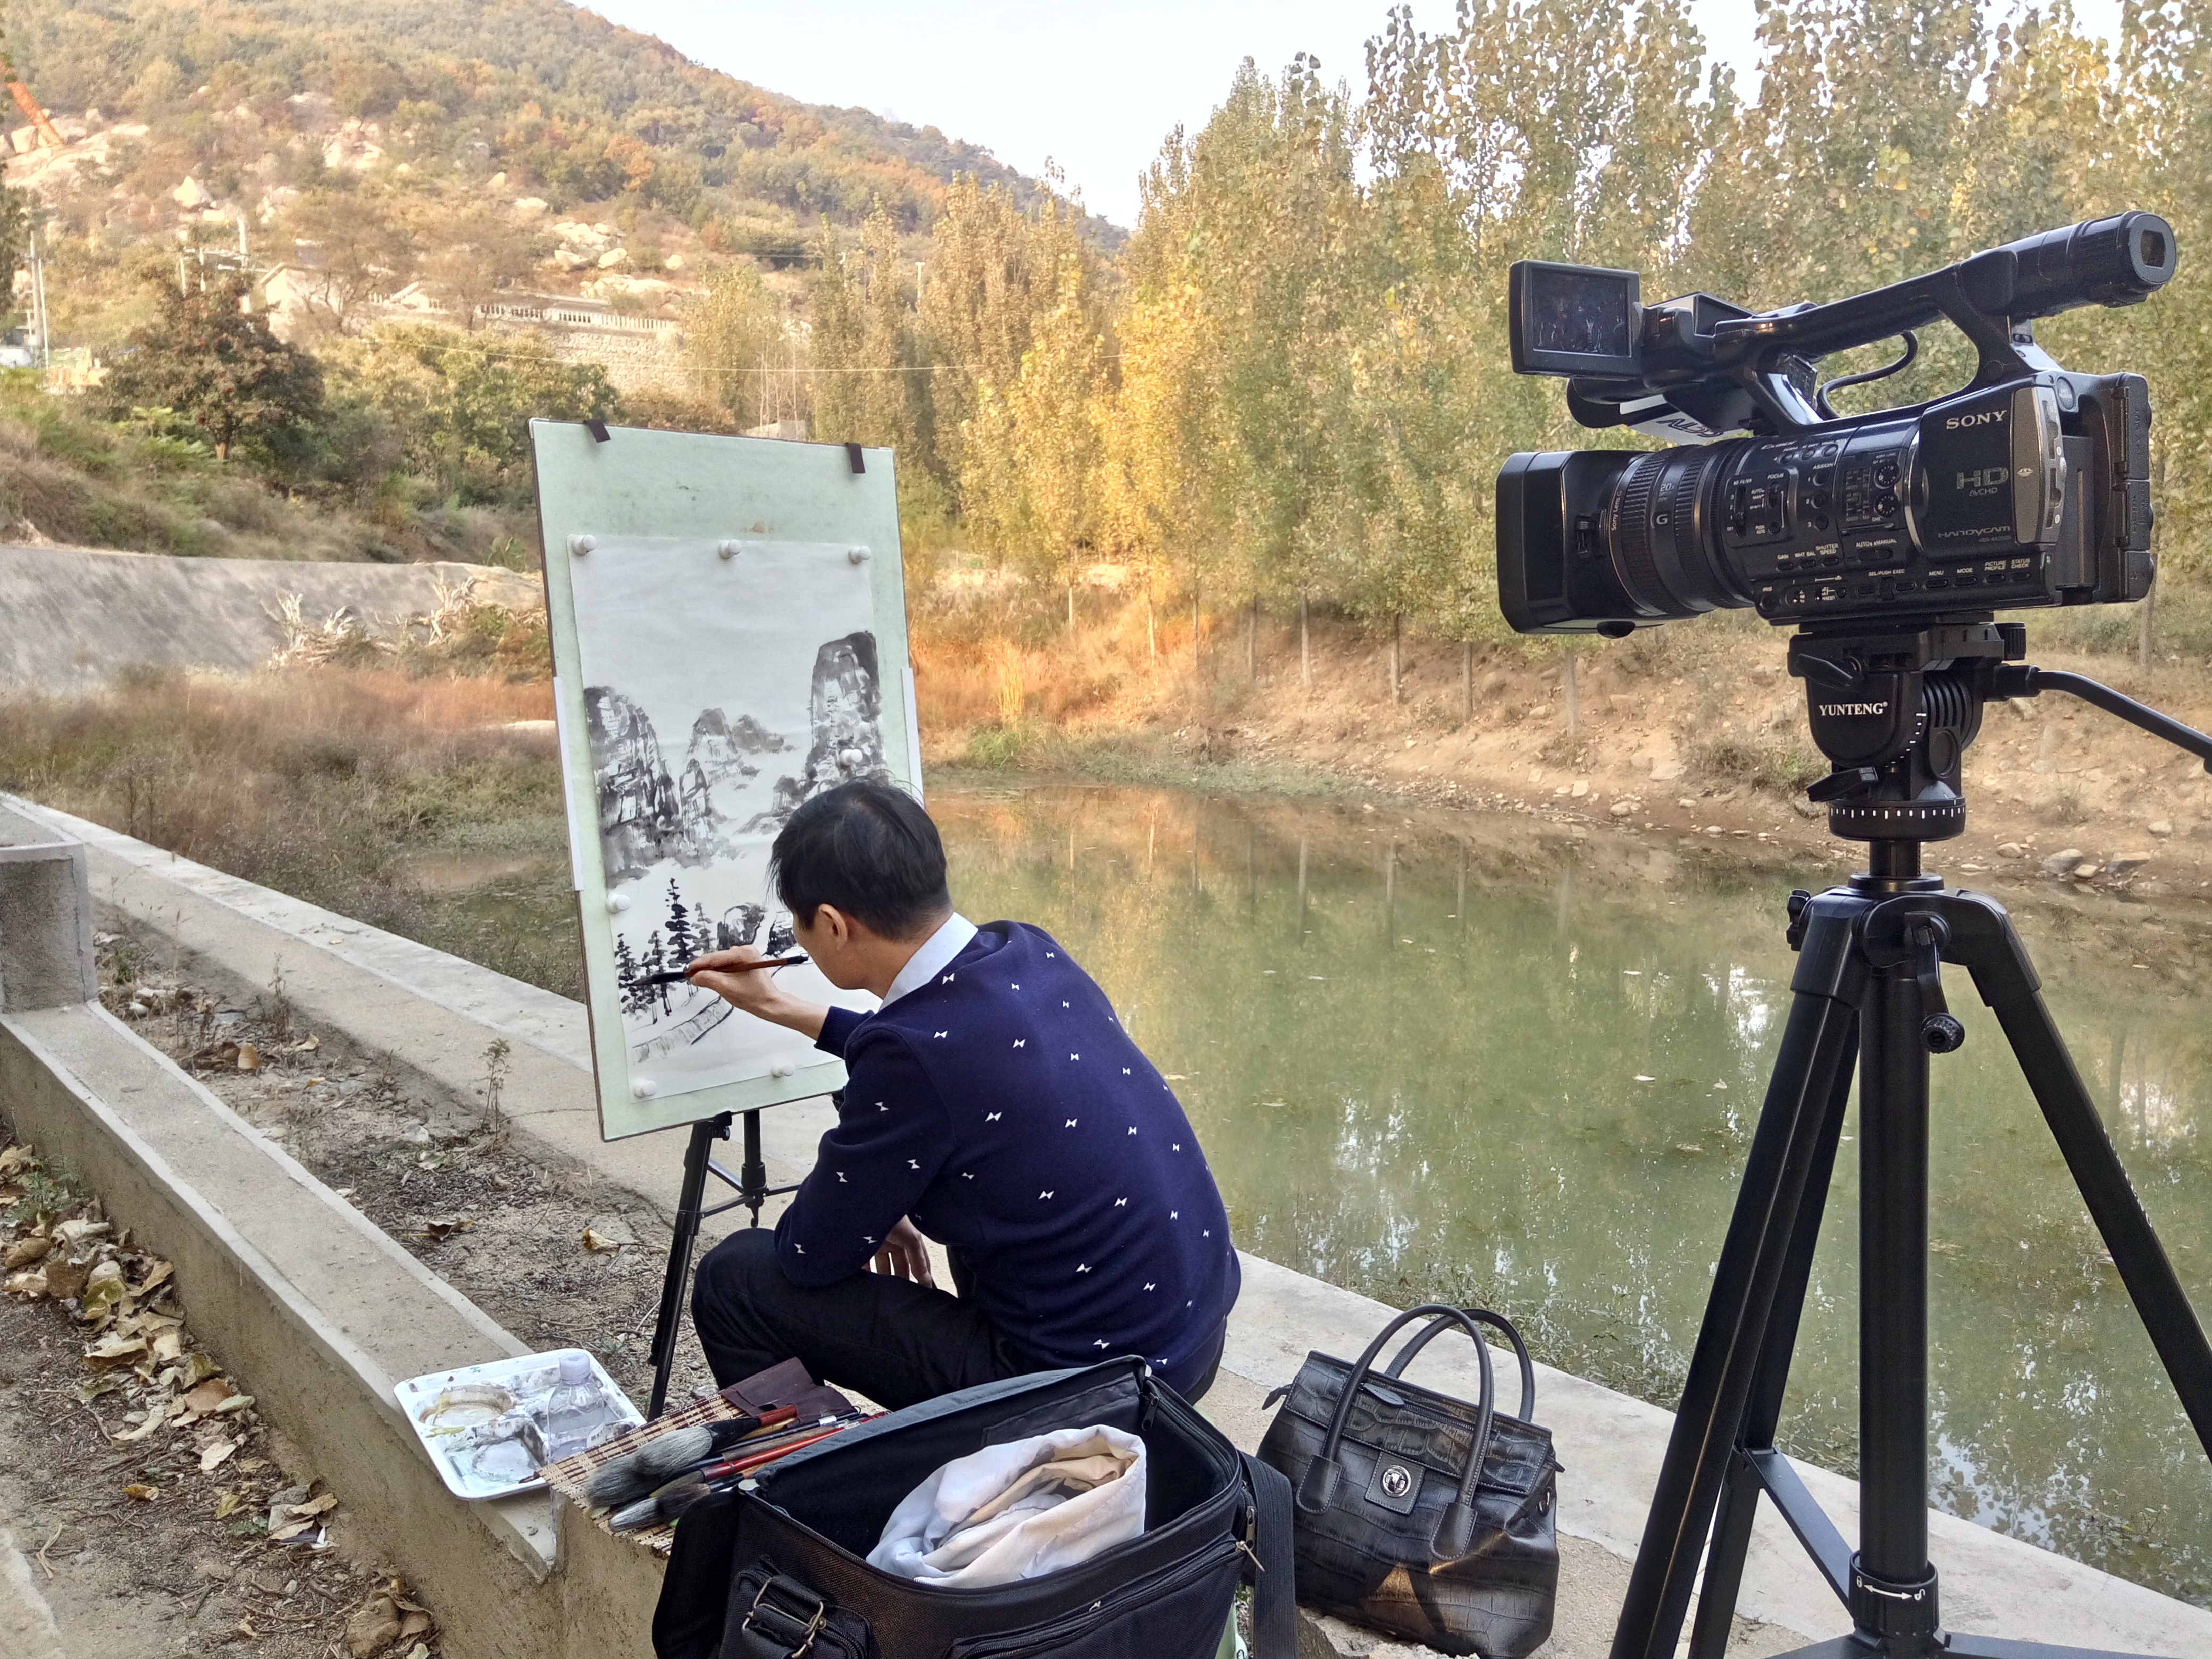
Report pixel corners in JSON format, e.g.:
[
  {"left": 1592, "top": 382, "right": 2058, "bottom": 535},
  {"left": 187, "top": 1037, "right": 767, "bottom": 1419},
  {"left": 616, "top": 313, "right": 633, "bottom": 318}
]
[{"left": 531, "top": 421, "right": 919, "bottom": 1140}]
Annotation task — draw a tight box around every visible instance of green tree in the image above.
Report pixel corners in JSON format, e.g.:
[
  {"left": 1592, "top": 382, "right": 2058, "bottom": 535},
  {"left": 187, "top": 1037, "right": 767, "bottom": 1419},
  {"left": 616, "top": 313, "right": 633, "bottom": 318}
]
[
  {"left": 807, "top": 207, "right": 920, "bottom": 454},
  {"left": 279, "top": 190, "right": 420, "bottom": 336},
  {"left": 423, "top": 208, "right": 534, "bottom": 331},
  {"left": 103, "top": 270, "right": 324, "bottom": 464},
  {"left": 683, "top": 258, "right": 801, "bottom": 429}
]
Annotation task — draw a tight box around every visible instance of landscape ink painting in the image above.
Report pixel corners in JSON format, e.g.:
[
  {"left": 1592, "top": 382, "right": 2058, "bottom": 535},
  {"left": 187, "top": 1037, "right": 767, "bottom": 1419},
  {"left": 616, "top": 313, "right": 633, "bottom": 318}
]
[{"left": 566, "top": 536, "right": 890, "bottom": 1097}]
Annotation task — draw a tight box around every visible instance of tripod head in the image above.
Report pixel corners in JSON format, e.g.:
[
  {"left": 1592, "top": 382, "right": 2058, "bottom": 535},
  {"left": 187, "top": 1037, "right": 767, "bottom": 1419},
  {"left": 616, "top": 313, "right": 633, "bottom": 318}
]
[{"left": 1788, "top": 616, "right": 2212, "bottom": 845}]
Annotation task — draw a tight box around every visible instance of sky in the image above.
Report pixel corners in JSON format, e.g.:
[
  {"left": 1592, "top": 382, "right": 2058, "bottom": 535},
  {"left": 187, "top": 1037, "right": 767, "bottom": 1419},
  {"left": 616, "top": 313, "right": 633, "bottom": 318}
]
[{"left": 588, "top": 0, "right": 2129, "bottom": 229}]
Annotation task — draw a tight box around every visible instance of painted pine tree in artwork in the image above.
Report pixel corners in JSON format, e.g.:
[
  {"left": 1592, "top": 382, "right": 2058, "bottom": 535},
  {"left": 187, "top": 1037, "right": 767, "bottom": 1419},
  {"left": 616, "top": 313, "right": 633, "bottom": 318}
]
[
  {"left": 665, "top": 880, "right": 698, "bottom": 971},
  {"left": 641, "top": 929, "right": 670, "bottom": 1016},
  {"left": 614, "top": 933, "right": 642, "bottom": 1015}
]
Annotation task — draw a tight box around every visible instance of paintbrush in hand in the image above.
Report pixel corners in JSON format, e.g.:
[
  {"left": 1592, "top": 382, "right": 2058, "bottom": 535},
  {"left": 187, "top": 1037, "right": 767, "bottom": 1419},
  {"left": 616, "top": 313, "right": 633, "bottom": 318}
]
[{"left": 635, "top": 957, "right": 806, "bottom": 987}]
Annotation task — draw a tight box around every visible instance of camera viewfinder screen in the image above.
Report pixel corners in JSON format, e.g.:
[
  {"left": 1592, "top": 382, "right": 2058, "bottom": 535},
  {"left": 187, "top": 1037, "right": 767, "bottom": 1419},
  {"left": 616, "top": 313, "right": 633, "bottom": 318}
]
[{"left": 1528, "top": 268, "right": 1636, "bottom": 358}]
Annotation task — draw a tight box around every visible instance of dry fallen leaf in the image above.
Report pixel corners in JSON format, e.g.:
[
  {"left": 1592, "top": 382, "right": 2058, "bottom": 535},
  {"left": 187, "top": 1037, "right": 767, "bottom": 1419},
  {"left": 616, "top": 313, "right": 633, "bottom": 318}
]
[
  {"left": 212, "top": 1393, "right": 255, "bottom": 1415},
  {"left": 4, "top": 1269, "right": 46, "bottom": 1299},
  {"left": 80, "top": 1261, "right": 129, "bottom": 1320},
  {"left": 420, "top": 1219, "right": 474, "bottom": 1241},
  {"left": 200, "top": 1438, "right": 240, "bottom": 1473},
  {"left": 399, "top": 1609, "right": 434, "bottom": 1639},
  {"left": 344, "top": 1594, "right": 401, "bottom": 1658},
  {"left": 180, "top": 1377, "right": 237, "bottom": 1418},
  {"left": 151, "top": 1330, "right": 185, "bottom": 1364},
  {"left": 177, "top": 1352, "right": 222, "bottom": 1388},
  {"left": 83, "top": 1333, "right": 149, "bottom": 1367},
  {"left": 41, "top": 1258, "right": 88, "bottom": 1301},
  {"left": 0, "top": 1145, "right": 31, "bottom": 1177},
  {"left": 114, "top": 1397, "right": 177, "bottom": 1443},
  {"left": 3, "top": 1234, "right": 51, "bottom": 1269},
  {"left": 123, "top": 1483, "right": 157, "bottom": 1501},
  {"left": 214, "top": 1489, "right": 244, "bottom": 1519},
  {"left": 581, "top": 1227, "right": 618, "bottom": 1253},
  {"left": 133, "top": 1260, "right": 174, "bottom": 1297},
  {"left": 236, "top": 1043, "right": 262, "bottom": 1071},
  {"left": 291, "top": 1493, "right": 339, "bottom": 1518}
]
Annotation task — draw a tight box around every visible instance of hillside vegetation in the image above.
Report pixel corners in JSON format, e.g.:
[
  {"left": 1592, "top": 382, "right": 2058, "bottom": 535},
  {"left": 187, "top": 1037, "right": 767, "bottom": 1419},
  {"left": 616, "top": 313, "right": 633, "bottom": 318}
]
[{"left": 3, "top": 0, "right": 2209, "bottom": 668}]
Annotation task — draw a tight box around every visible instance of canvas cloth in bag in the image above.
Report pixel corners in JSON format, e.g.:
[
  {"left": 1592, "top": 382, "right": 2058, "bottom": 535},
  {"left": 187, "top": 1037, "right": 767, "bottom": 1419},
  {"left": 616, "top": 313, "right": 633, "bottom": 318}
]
[
  {"left": 1258, "top": 1305, "right": 1560, "bottom": 1657},
  {"left": 651, "top": 1359, "right": 1295, "bottom": 1659},
  {"left": 868, "top": 1425, "right": 1146, "bottom": 1586}
]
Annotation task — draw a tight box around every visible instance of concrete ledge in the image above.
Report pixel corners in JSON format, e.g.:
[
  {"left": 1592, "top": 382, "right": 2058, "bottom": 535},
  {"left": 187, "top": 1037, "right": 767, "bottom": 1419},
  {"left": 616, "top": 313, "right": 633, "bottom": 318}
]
[{"left": 7, "top": 796, "right": 2211, "bottom": 1655}]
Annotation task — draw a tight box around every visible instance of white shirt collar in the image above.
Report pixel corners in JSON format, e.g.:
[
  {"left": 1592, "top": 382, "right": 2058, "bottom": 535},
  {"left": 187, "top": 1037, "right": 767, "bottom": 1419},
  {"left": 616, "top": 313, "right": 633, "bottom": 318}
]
[{"left": 881, "top": 912, "right": 978, "bottom": 1007}]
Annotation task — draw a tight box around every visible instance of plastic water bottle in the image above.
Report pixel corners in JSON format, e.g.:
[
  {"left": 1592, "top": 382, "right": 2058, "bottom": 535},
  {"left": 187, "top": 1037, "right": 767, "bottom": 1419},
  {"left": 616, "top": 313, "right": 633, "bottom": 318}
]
[{"left": 539, "top": 1354, "right": 611, "bottom": 1463}]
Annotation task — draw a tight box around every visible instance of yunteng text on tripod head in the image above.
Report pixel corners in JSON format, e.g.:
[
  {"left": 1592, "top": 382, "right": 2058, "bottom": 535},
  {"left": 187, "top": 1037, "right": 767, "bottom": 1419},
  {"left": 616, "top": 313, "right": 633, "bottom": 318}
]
[{"left": 1492, "top": 213, "right": 2209, "bottom": 844}]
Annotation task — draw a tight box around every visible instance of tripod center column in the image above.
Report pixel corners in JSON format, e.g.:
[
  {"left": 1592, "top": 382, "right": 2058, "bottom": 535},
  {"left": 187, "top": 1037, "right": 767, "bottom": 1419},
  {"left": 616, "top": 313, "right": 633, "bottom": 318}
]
[{"left": 1855, "top": 946, "right": 1942, "bottom": 1639}]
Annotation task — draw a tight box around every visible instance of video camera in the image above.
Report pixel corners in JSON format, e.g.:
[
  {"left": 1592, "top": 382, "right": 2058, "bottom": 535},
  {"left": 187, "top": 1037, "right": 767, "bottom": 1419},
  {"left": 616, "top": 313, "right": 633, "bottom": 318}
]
[{"left": 1496, "top": 212, "right": 2177, "bottom": 637}]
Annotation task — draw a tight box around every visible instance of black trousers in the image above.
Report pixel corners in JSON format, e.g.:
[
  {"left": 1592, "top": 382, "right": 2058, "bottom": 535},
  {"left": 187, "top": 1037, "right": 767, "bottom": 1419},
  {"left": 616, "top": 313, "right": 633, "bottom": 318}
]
[{"left": 691, "top": 1228, "right": 1223, "bottom": 1412}]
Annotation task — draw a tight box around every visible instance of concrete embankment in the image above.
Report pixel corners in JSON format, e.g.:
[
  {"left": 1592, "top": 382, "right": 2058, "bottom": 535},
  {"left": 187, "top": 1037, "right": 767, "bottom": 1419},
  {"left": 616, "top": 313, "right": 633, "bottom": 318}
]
[
  {"left": 7, "top": 793, "right": 2210, "bottom": 1657},
  {"left": 0, "top": 542, "right": 541, "bottom": 693}
]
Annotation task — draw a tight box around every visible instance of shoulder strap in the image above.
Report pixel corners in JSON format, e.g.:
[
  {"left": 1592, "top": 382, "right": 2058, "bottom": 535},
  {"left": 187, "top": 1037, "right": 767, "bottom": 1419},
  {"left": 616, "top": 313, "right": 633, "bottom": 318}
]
[{"left": 1240, "top": 1452, "right": 1297, "bottom": 1659}]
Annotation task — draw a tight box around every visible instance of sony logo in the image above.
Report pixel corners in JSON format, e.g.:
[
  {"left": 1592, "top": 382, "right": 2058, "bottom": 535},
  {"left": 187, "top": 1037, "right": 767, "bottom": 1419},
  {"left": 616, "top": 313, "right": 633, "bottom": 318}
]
[
  {"left": 1818, "top": 701, "right": 1890, "bottom": 718},
  {"left": 1945, "top": 409, "right": 2007, "bottom": 429}
]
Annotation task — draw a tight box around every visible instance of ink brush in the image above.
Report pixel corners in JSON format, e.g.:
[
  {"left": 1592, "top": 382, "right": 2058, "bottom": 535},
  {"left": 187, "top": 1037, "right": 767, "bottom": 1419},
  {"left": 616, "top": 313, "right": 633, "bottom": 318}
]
[{"left": 636, "top": 957, "right": 806, "bottom": 986}]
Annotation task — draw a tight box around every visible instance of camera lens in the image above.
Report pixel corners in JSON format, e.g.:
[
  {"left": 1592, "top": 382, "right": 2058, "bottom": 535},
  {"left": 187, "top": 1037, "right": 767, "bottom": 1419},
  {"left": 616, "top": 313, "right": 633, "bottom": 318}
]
[{"left": 1605, "top": 445, "right": 1750, "bottom": 618}]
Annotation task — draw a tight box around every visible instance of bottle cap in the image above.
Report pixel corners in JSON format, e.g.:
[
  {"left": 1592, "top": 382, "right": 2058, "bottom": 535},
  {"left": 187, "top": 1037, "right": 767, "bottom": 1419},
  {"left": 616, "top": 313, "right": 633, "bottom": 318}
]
[{"left": 558, "top": 1353, "right": 591, "bottom": 1385}]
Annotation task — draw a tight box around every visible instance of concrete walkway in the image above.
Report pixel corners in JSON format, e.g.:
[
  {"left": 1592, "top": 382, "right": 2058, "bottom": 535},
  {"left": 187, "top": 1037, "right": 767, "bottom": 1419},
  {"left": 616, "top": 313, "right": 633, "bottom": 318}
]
[
  {"left": 0, "top": 1526, "right": 68, "bottom": 1659},
  {"left": 0, "top": 542, "right": 541, "bottom": 693},
  {"left": 10, "top": 792, "right": 2211, "bottom": 1657}
]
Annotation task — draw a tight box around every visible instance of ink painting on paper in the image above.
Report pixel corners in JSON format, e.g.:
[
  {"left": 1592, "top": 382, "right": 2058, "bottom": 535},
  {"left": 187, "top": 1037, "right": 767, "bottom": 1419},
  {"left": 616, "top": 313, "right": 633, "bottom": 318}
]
[{"left": 567, "top": 538, "right": 891, "bottom": 1096}]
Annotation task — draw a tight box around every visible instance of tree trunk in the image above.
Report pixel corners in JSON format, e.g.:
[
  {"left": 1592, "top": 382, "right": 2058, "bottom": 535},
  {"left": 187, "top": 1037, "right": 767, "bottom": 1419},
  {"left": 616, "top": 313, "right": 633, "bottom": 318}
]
[
  {"left": 1462, "top": 640, "right": 1473, "bottom": 719},
  {"left": 1300, "top": 593, "right": 1311, "bottom": 689},
  {"left": 1145, "top": 593, "right": 1156, "bottom": 664},
  {"left": 1389, "top": 615, "right": 1402, "bottom": 703},
  {"left": 1246, "top": 594, "right": 1259, "bottom": 680},
  {"left": 1563, "top": 653, "right": 1581, "bottom": 735},
  {"left": 1067, "top": 582, "right": 1076, "bottom": 634},
  {"left": 1192, "top": 589, "right": 1201, "bottom": 673},
  {"left": 2139, "top": 578, "right": 2157, "bottom": 675}
]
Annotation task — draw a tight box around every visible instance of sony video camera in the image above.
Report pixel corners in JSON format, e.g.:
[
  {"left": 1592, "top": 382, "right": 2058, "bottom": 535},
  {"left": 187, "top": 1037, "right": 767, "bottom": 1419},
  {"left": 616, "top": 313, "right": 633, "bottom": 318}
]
[{"left": 1496, "top": 212, "right": 2176, "bottom": 637}]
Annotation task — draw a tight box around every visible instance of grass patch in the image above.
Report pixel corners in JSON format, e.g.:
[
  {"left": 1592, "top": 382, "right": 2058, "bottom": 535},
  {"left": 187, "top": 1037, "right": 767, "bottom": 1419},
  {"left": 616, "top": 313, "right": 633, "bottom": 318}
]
[{"left": 0, "top": 668, "right": 575, "bottom": 995}]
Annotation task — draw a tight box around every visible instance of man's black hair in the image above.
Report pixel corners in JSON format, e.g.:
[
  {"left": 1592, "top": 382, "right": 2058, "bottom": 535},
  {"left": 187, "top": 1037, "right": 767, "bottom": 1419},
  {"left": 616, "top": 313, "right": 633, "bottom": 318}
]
[{"left": 769, "top": 780, "right": 951, "bottom": 940}]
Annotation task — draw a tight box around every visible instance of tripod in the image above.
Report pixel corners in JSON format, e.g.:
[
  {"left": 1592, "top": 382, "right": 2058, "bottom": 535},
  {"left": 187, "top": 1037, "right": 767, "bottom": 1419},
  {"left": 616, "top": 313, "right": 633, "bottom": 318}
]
[{"left": 1611, "top": 619, "right": 2212, "bottom": 1659}]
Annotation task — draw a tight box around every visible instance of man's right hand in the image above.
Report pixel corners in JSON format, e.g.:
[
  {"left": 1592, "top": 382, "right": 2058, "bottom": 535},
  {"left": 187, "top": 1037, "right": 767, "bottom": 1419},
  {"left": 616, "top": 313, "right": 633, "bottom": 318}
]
[{"left": 687, "top": 948, "right": 829, "bottom": 1040}]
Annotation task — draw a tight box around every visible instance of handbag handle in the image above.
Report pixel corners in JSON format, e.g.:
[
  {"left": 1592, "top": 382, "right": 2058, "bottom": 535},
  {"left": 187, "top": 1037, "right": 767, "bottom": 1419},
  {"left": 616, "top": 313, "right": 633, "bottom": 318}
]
[
  {"left": 1294, "top": 1303, "right": 1496, "bottom": 1565},
  {"left": 1381, "top": 1306, "right": 1537, "bottom": 1422}
]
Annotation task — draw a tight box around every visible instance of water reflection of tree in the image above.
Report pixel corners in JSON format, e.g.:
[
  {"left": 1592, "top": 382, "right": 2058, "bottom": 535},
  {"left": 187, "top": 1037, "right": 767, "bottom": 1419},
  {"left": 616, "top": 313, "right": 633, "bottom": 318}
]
[{"left": 934, "top": 785, "right": 2212, "bottom": 1608}]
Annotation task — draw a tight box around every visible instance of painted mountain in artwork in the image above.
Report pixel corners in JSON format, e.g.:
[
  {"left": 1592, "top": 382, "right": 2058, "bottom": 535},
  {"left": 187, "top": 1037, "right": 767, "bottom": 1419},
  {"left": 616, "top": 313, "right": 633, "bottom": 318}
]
[
  {"left": 586, "top": 687, "right": 730, "bottom": 879},
  {"left": 747, "top": 632, "right": 892, "bottom": 831}
]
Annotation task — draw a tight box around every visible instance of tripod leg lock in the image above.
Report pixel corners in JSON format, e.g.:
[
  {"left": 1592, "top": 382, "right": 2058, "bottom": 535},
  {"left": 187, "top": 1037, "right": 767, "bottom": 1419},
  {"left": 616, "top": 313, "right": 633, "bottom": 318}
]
[
  {"left": 1849, "top": 1557, "right": 1942, "bottom": 1646},
  {"left": 1882, "top": 912, "right": 1970, "bottom": 1054}
]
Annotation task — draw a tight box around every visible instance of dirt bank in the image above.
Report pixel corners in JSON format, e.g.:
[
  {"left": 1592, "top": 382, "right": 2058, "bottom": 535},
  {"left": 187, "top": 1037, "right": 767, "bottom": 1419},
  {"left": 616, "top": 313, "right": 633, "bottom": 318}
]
[{"left": 913, "top": 598, "right": 2212, "bottom": 907}]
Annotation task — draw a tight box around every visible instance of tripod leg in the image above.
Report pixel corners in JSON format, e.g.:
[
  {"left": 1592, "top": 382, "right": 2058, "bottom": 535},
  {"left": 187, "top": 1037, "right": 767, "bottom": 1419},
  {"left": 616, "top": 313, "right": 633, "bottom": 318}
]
[
  {"left": 740, "top": 1107, "right": 768, "bottom": 1226},
  {"left": 648, "top": 1112, "right": 730, "bottom": 1420},
  {"left": 1981, "top": 958, "right": 2212, "bottom": 1460},
  {"left": 1610, "top": 896, "right": 1870, "bottom": 1659},
  {"left": 1685, "top": 1026, "right": 1857, "bottom": 1658}
]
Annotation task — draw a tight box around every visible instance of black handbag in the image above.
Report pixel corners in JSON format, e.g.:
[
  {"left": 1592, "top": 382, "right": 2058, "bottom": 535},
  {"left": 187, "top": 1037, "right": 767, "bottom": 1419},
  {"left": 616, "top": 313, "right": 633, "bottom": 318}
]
[
  {"left": 652, "top": 1358, "right": 1296, "bottom": 1659},
  {"left": 1256, "top": 1305, "right": 1560, "bottom": 1658}
]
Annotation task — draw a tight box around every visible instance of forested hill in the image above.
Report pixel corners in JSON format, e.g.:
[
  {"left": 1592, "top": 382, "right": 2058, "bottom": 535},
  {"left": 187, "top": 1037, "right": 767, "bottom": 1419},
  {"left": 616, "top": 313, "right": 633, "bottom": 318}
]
[{"left": 13, "top": 0, "right": 1109, "bottom": 239}]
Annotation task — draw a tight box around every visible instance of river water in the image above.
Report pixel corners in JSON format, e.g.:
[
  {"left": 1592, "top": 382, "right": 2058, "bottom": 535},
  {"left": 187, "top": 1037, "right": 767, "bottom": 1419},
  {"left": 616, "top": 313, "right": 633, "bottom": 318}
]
[{"left": 927, "top": 781, "right": 2212, "bottom": 1608}]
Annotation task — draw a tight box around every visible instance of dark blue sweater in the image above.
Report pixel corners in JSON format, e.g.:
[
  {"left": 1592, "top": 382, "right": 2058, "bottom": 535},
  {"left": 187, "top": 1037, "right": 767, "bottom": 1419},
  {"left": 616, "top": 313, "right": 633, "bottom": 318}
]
[{"left": 774, "top": 921, "right": 1240, "bottom": 1394}]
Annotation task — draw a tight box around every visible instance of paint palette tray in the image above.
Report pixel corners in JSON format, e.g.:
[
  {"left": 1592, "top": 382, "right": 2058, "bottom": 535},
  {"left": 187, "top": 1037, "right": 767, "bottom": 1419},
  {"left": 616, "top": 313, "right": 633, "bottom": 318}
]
[{"left": 396, "top": 1348, "right": 644, "bottom": 1501}]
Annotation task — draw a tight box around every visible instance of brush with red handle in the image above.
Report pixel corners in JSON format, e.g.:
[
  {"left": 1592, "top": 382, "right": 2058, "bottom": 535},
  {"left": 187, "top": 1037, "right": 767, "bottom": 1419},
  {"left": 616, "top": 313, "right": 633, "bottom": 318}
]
[{"left": 606, "top": 1414, "right": 867, "bottom": 1531}]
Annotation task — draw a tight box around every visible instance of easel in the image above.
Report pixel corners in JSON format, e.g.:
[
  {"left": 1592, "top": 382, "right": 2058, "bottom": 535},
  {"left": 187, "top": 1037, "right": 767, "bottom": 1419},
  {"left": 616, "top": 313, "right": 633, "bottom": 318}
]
[{"left": 643, "top": 1095, "right": 840, "bottom": 1418}]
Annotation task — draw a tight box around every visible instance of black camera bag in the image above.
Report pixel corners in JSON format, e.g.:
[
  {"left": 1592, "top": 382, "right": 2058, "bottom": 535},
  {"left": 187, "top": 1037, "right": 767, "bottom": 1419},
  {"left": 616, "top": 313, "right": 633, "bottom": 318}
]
[
  {"left": 653, "top": 1358, "right": 1295, "bottom": 1659},
  {"left": 1256, "top": 1306, "right": 1559, "bottom": 1657}
]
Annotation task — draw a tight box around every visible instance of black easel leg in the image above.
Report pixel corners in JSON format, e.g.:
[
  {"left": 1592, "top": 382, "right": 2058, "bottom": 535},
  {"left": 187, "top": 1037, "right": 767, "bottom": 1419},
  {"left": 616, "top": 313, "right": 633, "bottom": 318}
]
[
  {"left": 1610, "top": 893, "right": 1870, "bottom": 1659},
  {"left": 1685, "top": 1027, "right": 1857, "bottom": 1658},
  {"left": 647, "top": 1112, "right": 732, "bottom": 1420},
  {"left": 740, "top": 1108, "right": 768, "bottom": 1226}
]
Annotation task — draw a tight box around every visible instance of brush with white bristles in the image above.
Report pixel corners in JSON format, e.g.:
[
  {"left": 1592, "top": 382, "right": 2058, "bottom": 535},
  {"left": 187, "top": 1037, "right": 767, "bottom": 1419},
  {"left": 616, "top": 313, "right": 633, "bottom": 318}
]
[{"left": 583, "top": 1410, "right": 783, "bottom": 1507}]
